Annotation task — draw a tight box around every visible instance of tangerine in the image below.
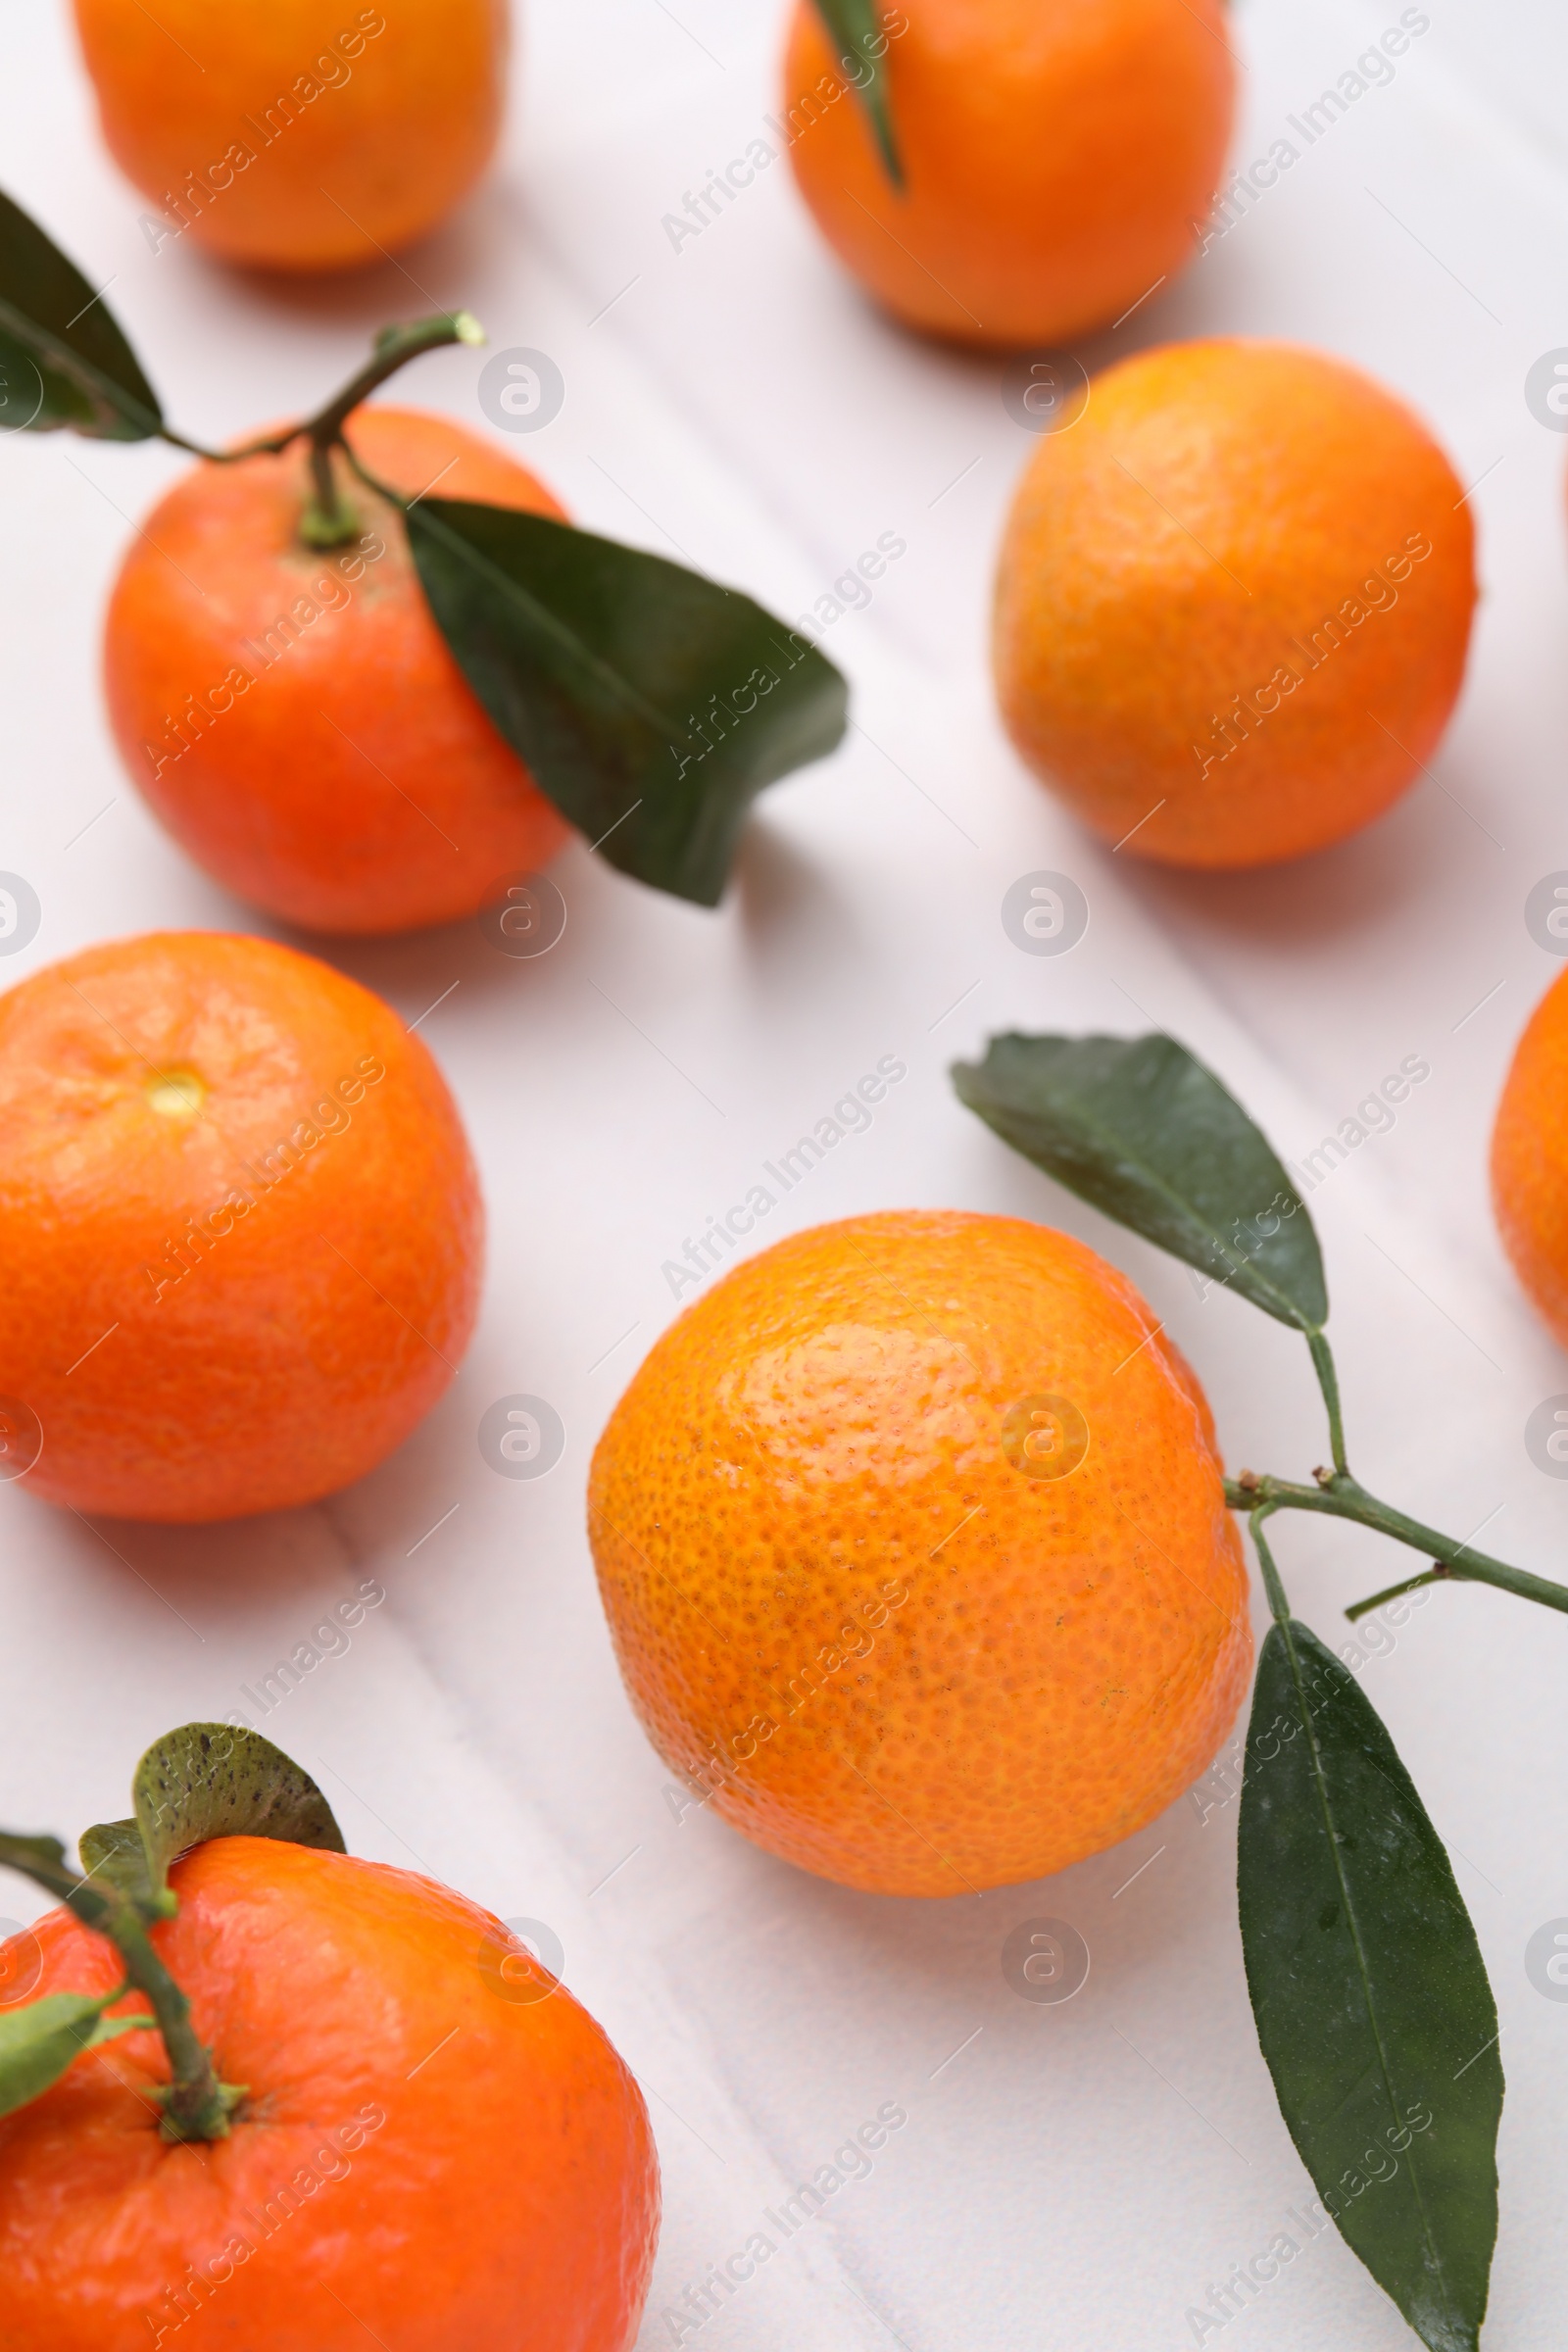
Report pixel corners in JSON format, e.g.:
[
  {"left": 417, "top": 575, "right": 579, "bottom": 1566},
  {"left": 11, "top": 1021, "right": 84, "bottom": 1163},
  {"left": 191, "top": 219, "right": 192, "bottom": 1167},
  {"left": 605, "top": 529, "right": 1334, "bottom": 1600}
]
[
  {"left": 993, "top": 338, "right": 1477, "bottom": 867},
  {"left": 781, "top": 0, "right": 1235, "bottom": 346},
  {"left": 104, "top": 407, "right": 571, "bottom": 937},
  {"left": 588, "top": 1210, "right": 1250, "bottom": 1897},
  {"left": 0, "top": 929, "right": 481, "bottom": 1522},
  {"left": 72, "top": 0, "right": 506, "bottom": 272},
  {"left": 1492, "top": 966, "right": 1568, "bottom": 1349},
  {"left": 0, "top": 1837, "right": 659, "bottom": 2349}
]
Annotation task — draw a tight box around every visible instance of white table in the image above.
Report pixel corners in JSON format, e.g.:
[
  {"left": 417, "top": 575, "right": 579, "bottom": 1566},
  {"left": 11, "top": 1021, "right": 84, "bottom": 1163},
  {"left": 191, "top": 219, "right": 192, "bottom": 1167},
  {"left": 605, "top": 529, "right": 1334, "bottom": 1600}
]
[{"left": 2, "top": 3, "right": 1564, "bottom": 2343}]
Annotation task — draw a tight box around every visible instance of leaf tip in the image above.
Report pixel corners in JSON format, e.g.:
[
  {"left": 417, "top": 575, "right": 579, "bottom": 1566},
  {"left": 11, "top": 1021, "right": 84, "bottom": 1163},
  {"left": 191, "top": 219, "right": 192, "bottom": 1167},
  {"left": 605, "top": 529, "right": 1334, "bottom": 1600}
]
[{"left": 875, "top": 117, "right": 906, "bottom": 189}]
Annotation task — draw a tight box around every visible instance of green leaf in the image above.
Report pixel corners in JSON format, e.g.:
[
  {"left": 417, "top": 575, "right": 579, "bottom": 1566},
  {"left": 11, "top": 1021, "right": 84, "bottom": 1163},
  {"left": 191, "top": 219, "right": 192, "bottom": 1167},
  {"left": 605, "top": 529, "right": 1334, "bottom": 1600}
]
[
  {"left": 952, "top": 1032, "right": 1328, "bottom": 1330},
  {"left": 0, "top": 188, "right": 163, "bottom": 440},
  {"left": 0, "top": 1832, "right": 115, "bottom": 1937},
  {"left": 0, "top": 1831, "right": 69, "bottom": 1882},
  {"left": 0, "top": 1991, "right": 148, "bottom": 2121},
  {"left": 1239, "top": 1620, "right": 1500, "bottom": 2352},
  {"left": 126, "top": 1723, "right": 345, "bottom": 1896},
  {"left": 809, "top": 0, "right": 904, "bottom": 184},
  {"left": 77, "top": 1818, "right": 155, "bottom": 1907},
  {"left": 403, "top": 497, "right": 848, "bottom": 906}
]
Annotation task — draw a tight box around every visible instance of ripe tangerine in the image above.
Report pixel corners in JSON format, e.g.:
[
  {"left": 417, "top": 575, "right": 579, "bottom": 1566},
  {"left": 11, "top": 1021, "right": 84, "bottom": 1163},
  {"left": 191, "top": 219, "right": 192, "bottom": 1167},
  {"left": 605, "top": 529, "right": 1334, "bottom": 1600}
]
[
  {"left": 589, "top": 1210, "right": 1251, "bottom": 1897},
  {"left": 104, "top": 407, "right": 570, "bottom": 937},
  {"left": 0, "top": 1838, "right": 659, "bottom": 2350},
  {"left": 1492, "top": 965, "right": 1568, "bottom": 1350},
  {"left": 781, "top": 0, "right": 1235, "bottom": 347},
  {"left": 993, "top": 338, "right": 1477, "bottom": 867},
  {"left": 72, "top": 0, "right": 506, "bottom": 272},
  {"left": 0, "top": 929, "right": 481, "bottom": 1522}
]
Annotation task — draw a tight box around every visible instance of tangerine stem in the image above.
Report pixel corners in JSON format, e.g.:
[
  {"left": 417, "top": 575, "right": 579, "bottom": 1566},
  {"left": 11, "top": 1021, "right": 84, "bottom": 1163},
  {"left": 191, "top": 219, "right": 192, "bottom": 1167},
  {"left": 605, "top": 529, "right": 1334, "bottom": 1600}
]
[
  {"left": 154, "top": 311, "right": 486, "bottom": 473},
  {"left": 1223, "top": 1469, "right": 1568, "bottom": 1621},
  {"left": 108, "top": 1907, "right": 245, "bottom": 2143},
  {"left": 0, "top": 1835, "right": 242, "bottom": 2141},
  {"left": 301, "top": 439, "right": 360, "bottom": 551},
  {"left": 298, "top": 311, "right": 484, "bottom": 453}
]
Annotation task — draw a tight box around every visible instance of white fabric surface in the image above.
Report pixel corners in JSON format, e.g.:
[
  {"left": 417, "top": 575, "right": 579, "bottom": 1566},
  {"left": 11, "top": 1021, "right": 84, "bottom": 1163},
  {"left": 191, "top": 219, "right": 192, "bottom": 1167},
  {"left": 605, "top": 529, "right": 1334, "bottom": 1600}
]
[{"left": 1, "top": 1, "right": 1565, "bottom": 2344}]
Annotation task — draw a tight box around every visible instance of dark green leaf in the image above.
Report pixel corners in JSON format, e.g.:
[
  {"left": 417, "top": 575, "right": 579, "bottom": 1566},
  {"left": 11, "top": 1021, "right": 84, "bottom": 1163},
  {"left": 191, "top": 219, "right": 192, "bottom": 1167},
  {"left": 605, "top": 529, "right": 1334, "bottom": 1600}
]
[
  {"left": 129, "top": 1723, "right": 345, "bottom": 1895},
  {"left": 1239, "top": 1621, "right": 1500, "bottom": 2352},
  {"left": 0, "top": 188, "right": 162, "bottom": 440},
  {"left": 0, "top": 1991, "right": 147, "bottom": 2121},
  {"left": 809, "top": 0, "right": 904, "bottom": 184},
  {"left": 403, "top": 497, "right": 848, "bottom": 906},
  {"left": 952, "top": 1032, "right": 1328, "bottom": 1330}
]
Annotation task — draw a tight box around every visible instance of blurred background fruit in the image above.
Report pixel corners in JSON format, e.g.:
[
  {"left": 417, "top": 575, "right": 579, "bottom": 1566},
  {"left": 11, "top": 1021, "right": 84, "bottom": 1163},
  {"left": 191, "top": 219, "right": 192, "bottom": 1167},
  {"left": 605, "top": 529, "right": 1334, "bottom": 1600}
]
[
  {"left": 993, "top": 337, "right": 1477, "bottom": 867},
  {"left": 1493, "top": 965, "right": 1568, "bottom": 1349},
  {"left": 72, "top": 0, "right": 506, "bottom": 271},
  {"left": 782, "top": 0, "right": 1235, "bottom": 346},
  {"left": 589, "top": 1209, "right": 1251, "bottom": 1897},
  {"left": 104, "top": 409, "right": 570, "bottom": 938},
  {"left": 0, "top": 930, "right": 481, "bottom": 1522}
]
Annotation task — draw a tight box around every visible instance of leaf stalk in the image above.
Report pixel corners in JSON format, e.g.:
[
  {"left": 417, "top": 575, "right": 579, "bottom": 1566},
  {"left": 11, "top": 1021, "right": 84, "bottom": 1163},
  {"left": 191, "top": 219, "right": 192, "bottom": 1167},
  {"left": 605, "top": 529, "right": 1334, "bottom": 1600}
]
[
  {"left": 1305, "top": 1327, "right": 1348, "bottom": 1475},
  {"left": 1248, "top": 1504, "right": 1293, "bottom": 1625}
]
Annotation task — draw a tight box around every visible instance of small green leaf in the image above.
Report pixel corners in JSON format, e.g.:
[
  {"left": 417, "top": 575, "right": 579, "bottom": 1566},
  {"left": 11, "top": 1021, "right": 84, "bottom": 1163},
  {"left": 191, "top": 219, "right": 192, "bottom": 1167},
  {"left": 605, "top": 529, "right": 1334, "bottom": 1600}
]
[
  {"left": 952, "top": 1032, "right": 1328, "bottom": 1330},
  {"left": 128, "top": 1724, "right": 345, "bottom": 1896},
  {"left": 0, "top": 188, "right": 163, "bottom": 440},
  {"left": 403, "top": 497, "right": 849, "bottom": 906},
  {"left": 77, "top": 1818, "right": 155, "bottom": 1907},
  {"left": 809, "top": 0, "right": 904, "bottom": 184},
  {"left": 1239, "top": 1620, "right": 1501, "bottom": 2352},
  {"left": 0, "top": 1991, "right": 148, "bottom": 2121}
]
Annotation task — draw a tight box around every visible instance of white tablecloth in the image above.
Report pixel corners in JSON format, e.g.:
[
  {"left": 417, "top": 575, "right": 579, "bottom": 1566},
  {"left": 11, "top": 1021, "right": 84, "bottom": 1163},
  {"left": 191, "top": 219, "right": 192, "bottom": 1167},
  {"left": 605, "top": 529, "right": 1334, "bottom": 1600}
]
[{"left": 2, "top": 3, "right": 1565, "bottom": 2343}]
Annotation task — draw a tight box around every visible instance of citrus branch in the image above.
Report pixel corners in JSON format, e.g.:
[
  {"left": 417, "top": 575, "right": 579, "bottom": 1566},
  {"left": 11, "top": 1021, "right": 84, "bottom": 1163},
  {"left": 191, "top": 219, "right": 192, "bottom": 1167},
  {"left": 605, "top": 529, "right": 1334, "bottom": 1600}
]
[
  {"left": 295, "top": 312, "right": 484, "bottom": 450},
  {"left": 1224, "top": 1468, "right": 1568, "bottom": 1622},
  {"left": 1340, "top": 1564, "right": 1460, "bottom": 1623},
  {"left": 151, "top": 311, "right": 486, "bottom": 545},
  {"left": 0, "top": 1834, "right": 243, "bottom": 2141},
  {"left": 1222, "top": 1322, "right": 1568, "bottom": 1622}
]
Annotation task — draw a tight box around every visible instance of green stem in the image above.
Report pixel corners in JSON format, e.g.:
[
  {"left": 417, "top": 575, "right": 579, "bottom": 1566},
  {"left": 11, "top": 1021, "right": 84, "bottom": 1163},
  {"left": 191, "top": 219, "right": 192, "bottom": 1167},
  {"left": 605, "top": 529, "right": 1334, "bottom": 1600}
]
[
  {"left": 0, "top": 1837, "right": 242, "bottom": 2141},
  {"left": 1305, "top": 1328, "right": 1348, "bottom": 1475},
  {"left": 301, "top": 439, "right": 360, "bottom": 550},
  {"left": 154, "top": 311, "right": 485, "bottom": 479},
  {"left": 1224, "top": 1469, "right": 1568, "bottom": 1621},
  {"left": 338, "top": 439, "right": 410, "bottom": 514},
  {"left": 1340, "top": 1565, "right": 1455, "bottom": 1623},
  {"left": 295, "top": 312, "right": 483, "bottom": 451},
  {"left": 108, "top": 1908, "right": 244, "bottom": 2142},
  {"left": 1249, "top": 1504, "right": 1292, "bottom": 1625}
]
